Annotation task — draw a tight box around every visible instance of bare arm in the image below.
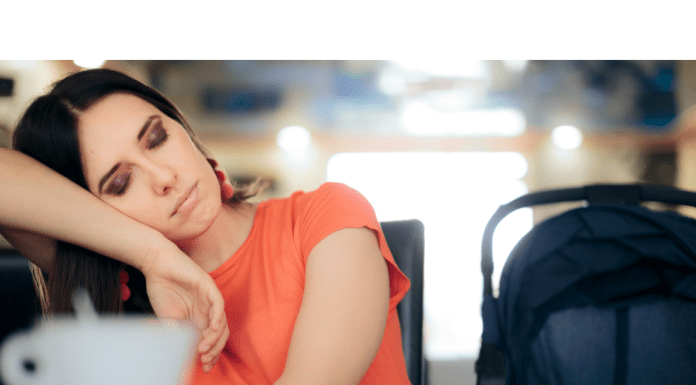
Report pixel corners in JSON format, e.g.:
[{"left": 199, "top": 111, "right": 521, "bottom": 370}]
[
  {"left": 0, "top": 147, "right": 229, "bottom": 372},
  {"left": 0, "top": 147, "right": 166, "bottom": 271},
  {"left": 274, "top": 227, "right": 390, "bottom": 385},
  {"left": 0, "top": 227, "right": 55, "bottom": 273}
]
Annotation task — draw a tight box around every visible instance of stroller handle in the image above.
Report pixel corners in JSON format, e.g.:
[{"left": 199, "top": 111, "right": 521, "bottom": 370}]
[{"left": 481, "top": 183, "right": 696, "bottom": 297}]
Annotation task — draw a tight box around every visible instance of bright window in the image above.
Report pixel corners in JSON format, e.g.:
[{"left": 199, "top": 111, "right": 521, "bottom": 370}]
[{"left": 326, "top": 152, "right": 532, "bottom": 359}]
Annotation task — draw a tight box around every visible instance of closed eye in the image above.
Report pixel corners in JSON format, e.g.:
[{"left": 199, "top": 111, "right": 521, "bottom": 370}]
[
  {"left": 98, "top": 117, "right": 168, "bottom": 197},
  {"left": 147, "top": 121, "right": 168, "bottom": 149},
  {"left": 104, "top": 171, "right": 131, "bottom": 196}
]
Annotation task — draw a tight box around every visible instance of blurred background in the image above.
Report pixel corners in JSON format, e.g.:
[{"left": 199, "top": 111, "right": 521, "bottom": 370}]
[{"left": 2, "top": 60, "right": 696, "bottom": 384}]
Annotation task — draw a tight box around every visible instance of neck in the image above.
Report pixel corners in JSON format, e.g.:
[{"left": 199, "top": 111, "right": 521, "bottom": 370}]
[{"left": 176, "top": 202, "right": 256, "bottom": 273}]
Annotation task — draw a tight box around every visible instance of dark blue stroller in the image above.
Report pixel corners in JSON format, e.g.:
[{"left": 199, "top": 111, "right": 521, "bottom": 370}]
[{"left": 475, "top": 184, "right": 696, "bottom": 385}]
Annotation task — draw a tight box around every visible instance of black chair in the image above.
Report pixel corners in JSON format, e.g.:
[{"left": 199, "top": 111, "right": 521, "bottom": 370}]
[
  {"left": 0, "top": 249, "right": 39, "bottom": 345},
  {"left": 382, "top": 220, "right": 426, "bottom": 385}
]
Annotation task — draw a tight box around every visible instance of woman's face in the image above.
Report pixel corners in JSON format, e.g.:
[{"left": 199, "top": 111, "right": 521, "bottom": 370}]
[{"left": 78, "top": 93, "right": 222, "bottom": 242}]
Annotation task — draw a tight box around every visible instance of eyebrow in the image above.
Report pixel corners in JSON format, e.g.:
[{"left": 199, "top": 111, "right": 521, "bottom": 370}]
[
  {"left": 97, "top": 115, "right": 159, "bottom": 194},
  {"left": 137, "top": 115, "right": 159, "bottom": 141},
  {"left": 98, "top": 164, "right": 120, "bottom": 195}
]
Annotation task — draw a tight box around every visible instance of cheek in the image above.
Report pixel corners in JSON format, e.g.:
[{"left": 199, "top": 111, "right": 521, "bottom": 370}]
[{"left": 105, "top": 190, "right": 167, "bottom": 229}]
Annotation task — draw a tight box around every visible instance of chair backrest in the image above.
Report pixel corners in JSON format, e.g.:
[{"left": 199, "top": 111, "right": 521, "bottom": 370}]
[
  {"left": 0, "top": 249, "right": 39, "bottom": 344},
  {"left": 381, "top": 220, "right": 425, "bottom": 385}
]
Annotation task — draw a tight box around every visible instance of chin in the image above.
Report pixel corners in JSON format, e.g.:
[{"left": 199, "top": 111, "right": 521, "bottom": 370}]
[{"left": 174, "top": 199, "right": 222, "bottom": 241}]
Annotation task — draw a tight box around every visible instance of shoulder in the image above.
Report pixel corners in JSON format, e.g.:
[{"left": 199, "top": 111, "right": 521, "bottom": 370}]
[
  {"left": 294, "top": 182, "right": 374, "bottom": 216},
  {"left": 295, "top": 182, "right": 377, "bottom": 227},
  {"left": 295, "top": 182, "right": 365, "bottom": 201},
  {"left": 286, "top": 183, "right": 380, "bottom": 257}
]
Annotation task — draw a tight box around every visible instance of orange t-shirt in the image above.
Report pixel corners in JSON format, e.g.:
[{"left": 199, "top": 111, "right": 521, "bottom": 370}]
[{"left": 187, "top": 182, "right": 412, "bottom": 385}]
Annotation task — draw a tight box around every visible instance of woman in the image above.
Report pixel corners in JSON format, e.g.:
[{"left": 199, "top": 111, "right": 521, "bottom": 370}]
[{"left": 1, "top": 69, "right": 411, "bottom": 384}]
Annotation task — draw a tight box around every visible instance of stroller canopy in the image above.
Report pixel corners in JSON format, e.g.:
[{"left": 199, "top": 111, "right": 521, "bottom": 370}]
[{"left": 481, "top": 197, "right": 696, "bottom": 384}]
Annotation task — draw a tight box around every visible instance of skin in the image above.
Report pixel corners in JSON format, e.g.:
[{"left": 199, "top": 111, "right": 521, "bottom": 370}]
[
  {"left": 0, "top": 148, "right": 228, "bottom": 373},
  {"left": 77, "top": 93, "right": 392, "bottom": 384},
  {"left": 78, "top": 93, "right": 254, "bottom": 272},
  {"left": 1, "top": 93, "right": 236, "bottom": 373},
  {"left": 277, "top": 227, "right": 390, "bottom": 385}
]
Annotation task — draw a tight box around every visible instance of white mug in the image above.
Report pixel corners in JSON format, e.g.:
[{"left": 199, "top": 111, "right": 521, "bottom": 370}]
[{"left": 0, "top": 290, "right": 198, "bottom": 385}]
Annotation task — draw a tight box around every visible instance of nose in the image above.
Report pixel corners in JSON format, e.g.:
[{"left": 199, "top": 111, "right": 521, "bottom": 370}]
[{"left": 144, "top": 161, "right": 177, "bottom": 195}]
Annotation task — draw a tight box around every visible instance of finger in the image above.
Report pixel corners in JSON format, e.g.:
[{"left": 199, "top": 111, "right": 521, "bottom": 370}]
[
  {"left": 196, "top": 281, "right": 227, "bottom": 353},
  {"left": 207, "top": 283, "right": 225, "bottom": 331},
  {"left": 209, "top": 306, "right": 218, "bottom": 331},
  {"left": 201, "top": 320, "right": 228, "bottom": 358},
  {"left": 192, "top": 295, "right": 212, "bottom": 332},
  {"left": 197, "top": 318, "right": 227, "bottom": 354},
  {"left": 198, "top": 328, "right": 214, "bottom": 353},
  {"left": 207, "top": 354, "right": 219, "bottom": 372},
  {"left": 201, "top": 323, "right": 228, "bottom": 368},
  {"left": 201, "top": 323, "right": 228, "bottom": 360}
]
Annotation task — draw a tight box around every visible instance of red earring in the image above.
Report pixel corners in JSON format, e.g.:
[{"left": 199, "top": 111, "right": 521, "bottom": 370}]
[
  {"left": 207, "top": 158, "right": 234, "bottom": 201},
  {"left": 119, "top": 268, "right": 131, "bottom": 302},
  {"left": 215, "top": 170, "right": 235, "bottom": 200}
]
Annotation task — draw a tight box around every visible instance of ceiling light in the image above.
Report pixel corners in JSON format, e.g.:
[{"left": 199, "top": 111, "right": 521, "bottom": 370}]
[
  {"left": 276, "top": 126, "right": 311, "bottom": 152},
  {"left": 552, "top": 125, "right": 583, "bottom": 149}
]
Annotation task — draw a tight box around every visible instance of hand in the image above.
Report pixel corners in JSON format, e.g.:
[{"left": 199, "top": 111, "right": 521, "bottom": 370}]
[{"left": 140, "top": 246, "right": 230, "bottom": 373}]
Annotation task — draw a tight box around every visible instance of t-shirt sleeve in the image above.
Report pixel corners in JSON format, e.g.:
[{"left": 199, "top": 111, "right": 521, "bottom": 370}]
[{"left": 294, "top": 182, "right": 411, "bottom": 312}]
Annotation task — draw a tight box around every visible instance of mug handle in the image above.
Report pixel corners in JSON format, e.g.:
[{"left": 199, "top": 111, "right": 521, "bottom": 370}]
[{"left": 0, "top": 330, "right": 57, "bottom": 385}]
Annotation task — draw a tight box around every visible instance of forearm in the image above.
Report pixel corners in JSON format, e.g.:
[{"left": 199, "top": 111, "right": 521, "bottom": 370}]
[{"left": 0, "top": 147, "right": 172, "bottom": 271}]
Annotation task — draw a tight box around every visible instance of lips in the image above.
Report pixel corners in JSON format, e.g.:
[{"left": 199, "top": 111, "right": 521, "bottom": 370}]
[{"left": 172, "top": 182, "right": 198, "bottom": 216}]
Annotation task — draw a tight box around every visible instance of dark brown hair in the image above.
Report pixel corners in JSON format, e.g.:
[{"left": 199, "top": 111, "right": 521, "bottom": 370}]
[{"left": 13, "top": 68, "right": 264, "bottom": 315}]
